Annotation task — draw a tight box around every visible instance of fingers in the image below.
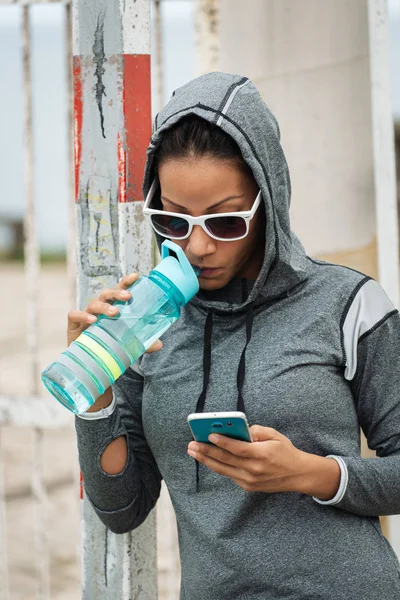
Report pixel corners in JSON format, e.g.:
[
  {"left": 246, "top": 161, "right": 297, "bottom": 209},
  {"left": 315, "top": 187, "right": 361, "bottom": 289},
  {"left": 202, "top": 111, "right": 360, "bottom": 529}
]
[
  {"left": 203, "top": 434, "right": 255, "bottom": 458},
  {"left": 88, "top": 299, "right": 120, "bottom": 315},
  {"left": 96, "top": 273, "right": 139, "bottom": 304},
  {"left": 67, "top": 273, "right": 166, "bottom": 354},
  {"left": 188, "top": 441, "right": 246, "bottom": 469},
  {"left": 146, "top": 339, "right": 163, "bottom": 353},
  {"left": 187, "top": 447, "right": 250, "bottom": 482},
  {"left": 68, "top": 310, "right": 97, "bottom": 332},
  {"left": 249, "top": 425, "right": 281, "bottom": 442},
  {"left": 116, "top": 273, "right": 139, "bottom": 290},
  {"left": 67, "top": 300, "right": 120, "bottom": 343},
  {"left": 98, "top": 287, "right": 132, "bottom": 303}
]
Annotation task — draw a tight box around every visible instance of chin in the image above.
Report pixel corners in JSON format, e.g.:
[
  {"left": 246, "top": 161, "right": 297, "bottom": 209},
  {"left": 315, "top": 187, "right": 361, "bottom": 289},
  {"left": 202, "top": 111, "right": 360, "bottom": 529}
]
[{"left": 199, "top": 276, "right": 230, "bottom": 291}]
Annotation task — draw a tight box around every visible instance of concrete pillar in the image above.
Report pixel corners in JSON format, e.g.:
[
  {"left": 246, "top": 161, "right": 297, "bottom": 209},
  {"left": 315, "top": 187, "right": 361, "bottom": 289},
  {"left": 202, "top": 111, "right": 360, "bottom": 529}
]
[
  {"left": 195, "top": 0, "right": 220, "bottom": 76},
  {"left": 219, "top": 0, "right": 378, "bottom": 273}
]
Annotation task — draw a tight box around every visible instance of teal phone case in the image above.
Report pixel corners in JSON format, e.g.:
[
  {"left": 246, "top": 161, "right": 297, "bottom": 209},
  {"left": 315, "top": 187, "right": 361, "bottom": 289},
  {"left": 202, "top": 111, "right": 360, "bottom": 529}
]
[{"left": 188, "top": 416, "right": 252, "bottom": 443}]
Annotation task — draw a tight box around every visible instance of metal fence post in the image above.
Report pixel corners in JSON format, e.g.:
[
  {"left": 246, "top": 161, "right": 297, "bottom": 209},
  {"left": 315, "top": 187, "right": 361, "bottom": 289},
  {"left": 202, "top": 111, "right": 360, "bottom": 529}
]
[
  {"left": 72, "top": 0, "right": 157, "bottom": 597},
  {"left": 22, "top": 6, "right": 52, "bottom": 599}
]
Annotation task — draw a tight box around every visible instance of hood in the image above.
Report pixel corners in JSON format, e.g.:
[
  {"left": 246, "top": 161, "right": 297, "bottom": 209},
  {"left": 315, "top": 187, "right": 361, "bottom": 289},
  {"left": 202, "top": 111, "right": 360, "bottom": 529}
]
[{"left": 142, "top": 72, "right": 308, "bottom": 314}]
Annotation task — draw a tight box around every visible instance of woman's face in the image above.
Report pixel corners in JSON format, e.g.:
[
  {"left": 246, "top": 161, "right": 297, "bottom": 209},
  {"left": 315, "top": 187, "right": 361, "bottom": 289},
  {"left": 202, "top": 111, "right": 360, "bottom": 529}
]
[{"left": 157, "top": 156, "right": 265, "bottom": 291}]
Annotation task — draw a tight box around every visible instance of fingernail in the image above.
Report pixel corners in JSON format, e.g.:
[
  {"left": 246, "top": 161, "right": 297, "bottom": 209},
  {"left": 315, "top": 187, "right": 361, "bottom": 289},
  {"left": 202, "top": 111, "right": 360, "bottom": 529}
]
[
  {"left": 121, "top": 290, "right": 130, "bottom": 296},
  {"left": 209, "top": 434, "right": 219, "bottom": 443},
  {"left": 187, "top": 450, "right": 197, "bottom": 458},
  {"left": 189, "top": 442, "right": 200, "bottom": 452},
  {"left": 88, "top": 315, "right": 97, "bottom": 322},
  {"left": 108, "top": 306, "right": 117, "bottom": 314}
]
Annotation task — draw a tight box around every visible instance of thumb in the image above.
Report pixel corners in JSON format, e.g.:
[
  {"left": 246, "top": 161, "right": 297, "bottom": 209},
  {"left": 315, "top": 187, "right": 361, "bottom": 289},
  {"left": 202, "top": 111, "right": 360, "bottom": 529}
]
[{"left": 249, "top": 425, "right": 281, "bottom": 442}]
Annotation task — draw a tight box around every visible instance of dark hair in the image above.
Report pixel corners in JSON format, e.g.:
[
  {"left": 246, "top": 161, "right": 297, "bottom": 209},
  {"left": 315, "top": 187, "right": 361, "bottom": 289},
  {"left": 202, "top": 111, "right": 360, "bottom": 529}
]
[{"left": 153, "top": 115, "right": 252, "bottom": 177}]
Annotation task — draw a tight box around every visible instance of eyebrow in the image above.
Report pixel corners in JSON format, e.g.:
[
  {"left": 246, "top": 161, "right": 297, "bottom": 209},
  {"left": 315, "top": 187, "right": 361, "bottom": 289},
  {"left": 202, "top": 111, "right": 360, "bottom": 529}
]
[{"left": 161, "top": 195, "right": 245, "bottom": 212}]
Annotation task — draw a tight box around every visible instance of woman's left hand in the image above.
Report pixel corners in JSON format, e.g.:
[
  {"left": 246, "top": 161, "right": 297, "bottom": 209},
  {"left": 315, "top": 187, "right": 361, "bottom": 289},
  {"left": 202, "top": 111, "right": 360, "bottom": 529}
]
[{"left": 187, "top": 425, "right": 341, "bottom": 499}]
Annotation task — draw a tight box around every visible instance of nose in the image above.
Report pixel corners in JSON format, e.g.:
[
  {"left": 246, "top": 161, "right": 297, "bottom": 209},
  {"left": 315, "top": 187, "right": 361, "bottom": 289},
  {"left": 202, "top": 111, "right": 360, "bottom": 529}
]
[{"left": 186, "top": 224, "right": 217, "bottom": 259}]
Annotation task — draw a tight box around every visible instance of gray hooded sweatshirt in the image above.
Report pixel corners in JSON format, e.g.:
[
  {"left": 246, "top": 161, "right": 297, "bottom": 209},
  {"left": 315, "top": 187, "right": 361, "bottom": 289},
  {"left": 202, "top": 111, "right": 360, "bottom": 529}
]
[{"left": 75, "top": 73, "right": 400, "bottom": 599}]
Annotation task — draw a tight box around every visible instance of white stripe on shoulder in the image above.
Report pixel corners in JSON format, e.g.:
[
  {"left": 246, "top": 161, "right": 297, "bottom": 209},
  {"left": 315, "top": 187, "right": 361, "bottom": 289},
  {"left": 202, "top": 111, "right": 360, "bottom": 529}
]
[
  {"left": 216, "top": 79, "right": 250, "bottom": 126},
  {"left": 343, "top": 279, "right": 395, "bottom": 380}
]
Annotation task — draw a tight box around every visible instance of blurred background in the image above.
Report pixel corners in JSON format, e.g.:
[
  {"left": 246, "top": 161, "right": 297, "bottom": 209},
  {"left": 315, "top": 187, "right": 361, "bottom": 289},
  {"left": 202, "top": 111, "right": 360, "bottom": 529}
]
[{"left": 1, "top": 0, "right": 400, "bottom": 598}]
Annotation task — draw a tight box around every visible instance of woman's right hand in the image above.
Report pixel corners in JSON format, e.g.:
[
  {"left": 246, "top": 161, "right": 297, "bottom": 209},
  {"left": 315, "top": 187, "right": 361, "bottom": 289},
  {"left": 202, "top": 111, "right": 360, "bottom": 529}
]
[{"left": 67, "top": 272, "right": 163, "bottom": 352}]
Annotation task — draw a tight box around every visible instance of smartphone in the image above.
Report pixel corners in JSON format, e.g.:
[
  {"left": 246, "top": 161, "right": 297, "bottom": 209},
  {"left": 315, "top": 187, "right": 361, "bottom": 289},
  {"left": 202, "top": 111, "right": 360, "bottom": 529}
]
[{"left": 187, "top": 411, "right": 252, "bottom": 444}]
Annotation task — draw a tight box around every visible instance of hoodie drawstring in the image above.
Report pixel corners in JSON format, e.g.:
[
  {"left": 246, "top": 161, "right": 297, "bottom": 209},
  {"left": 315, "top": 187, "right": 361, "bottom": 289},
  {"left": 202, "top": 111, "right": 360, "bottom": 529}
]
[
  {"left": 194, "top": 304, "right": 255, "bottom": 491},
  {"left": 194, "top": 309, "right": 214, "bottom": 415},
  {"left": 194, "top": 309, "right": 214, "bottom": 490},
  {"left": 236, "top": 303, "right": 254, "bottom": 413}
]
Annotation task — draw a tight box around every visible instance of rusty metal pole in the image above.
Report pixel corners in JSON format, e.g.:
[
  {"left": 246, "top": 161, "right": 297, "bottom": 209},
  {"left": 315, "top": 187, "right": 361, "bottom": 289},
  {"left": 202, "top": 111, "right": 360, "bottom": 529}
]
[{"left": 72, "top": 1, "right": 156, "bottom": 597}]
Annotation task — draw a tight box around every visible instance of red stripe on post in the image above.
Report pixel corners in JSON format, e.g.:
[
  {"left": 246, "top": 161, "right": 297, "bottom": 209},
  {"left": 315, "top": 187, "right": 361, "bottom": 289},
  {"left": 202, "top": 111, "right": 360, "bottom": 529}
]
[
  {"left": 122, "top": 54, "right": 152, "bottom": 202},
  {"left": 73, "top": 56, "right": 83, "bottom": 203}
]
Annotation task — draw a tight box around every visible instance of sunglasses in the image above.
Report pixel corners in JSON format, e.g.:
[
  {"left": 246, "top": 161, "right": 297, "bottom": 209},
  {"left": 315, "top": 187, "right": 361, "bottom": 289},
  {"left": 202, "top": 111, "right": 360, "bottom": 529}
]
[{"left": 143, "top": 179, "right": 262, "bottom": 242}]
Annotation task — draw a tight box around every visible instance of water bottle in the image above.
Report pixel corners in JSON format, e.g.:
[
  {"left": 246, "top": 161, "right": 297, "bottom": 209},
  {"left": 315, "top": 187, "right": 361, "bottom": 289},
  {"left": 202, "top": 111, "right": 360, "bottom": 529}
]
[{"left": 41, "top": 240, "right": 200, "bottom": 414}]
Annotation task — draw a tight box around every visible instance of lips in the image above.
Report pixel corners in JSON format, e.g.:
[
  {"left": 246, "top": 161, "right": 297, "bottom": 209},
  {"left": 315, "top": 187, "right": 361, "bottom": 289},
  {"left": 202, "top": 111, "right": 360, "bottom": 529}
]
[
  {"left": 199, "top": 267, "right": 222, "bottom": 277},
  {"left": 191, "top": 264, "right": 220, "bottom": 270}
]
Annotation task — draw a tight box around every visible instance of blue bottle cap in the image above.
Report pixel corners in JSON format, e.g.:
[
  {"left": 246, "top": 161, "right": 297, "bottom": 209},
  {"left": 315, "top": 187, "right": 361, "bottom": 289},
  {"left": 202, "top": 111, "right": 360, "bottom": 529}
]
[{"left": 153, "top": 240, "right": 200, "bottom": 304}]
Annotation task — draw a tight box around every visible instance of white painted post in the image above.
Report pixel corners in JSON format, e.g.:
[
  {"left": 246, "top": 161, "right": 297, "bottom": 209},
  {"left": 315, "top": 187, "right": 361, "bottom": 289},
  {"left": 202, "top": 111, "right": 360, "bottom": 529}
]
[
  {"left": 368, "top": 0, "right": 400, "bottom": 552},
  {"left": 368, "top": 0, "right": 400, "bottom": 307},
  {"left": 72, "top": 1, "right": 157, "bottom": 597},
  {"left": 22, "top": 3, "right": 40, "bottom": 399},
  {"left": 22, "top": 6, "right": 51, "bottom": 600},
  {"left": 154, "top": 0, "right": 164, "bottom": 114}
]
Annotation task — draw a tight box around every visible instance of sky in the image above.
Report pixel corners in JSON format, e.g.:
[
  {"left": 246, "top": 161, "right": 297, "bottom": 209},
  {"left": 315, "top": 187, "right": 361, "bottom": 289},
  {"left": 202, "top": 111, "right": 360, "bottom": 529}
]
[{"left": 0, "top": 0, "right": 399, "bottom": 253}]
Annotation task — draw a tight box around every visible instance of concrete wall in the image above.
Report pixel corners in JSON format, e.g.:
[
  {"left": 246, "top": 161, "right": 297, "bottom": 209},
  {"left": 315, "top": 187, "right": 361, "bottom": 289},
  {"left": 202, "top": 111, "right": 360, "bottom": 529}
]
[{"left": 219, "top": 0, "right": 377, "bottom": 275}]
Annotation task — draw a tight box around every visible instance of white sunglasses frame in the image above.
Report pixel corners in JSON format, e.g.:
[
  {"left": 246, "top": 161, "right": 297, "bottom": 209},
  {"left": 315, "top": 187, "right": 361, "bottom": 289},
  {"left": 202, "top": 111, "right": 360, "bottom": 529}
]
[{"left": 143, "top": 179, "right": 262, "bottom": 242}]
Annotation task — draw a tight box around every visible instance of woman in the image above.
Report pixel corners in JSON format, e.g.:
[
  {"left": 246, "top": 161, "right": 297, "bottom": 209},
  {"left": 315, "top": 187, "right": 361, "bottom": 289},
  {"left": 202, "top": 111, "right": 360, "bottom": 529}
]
[{"left": 72, "top": 73, "right": 400, "bottom": 599}]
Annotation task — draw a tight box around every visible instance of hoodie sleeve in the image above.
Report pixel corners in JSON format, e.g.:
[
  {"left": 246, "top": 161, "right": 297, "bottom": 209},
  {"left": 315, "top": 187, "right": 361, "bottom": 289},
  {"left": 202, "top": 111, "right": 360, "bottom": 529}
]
[
  {"left": 75, "top": 363, "right": 162, "bottom": 534},
  {"left": 315, "top": 279, "right": 400, "bottom": 516}
]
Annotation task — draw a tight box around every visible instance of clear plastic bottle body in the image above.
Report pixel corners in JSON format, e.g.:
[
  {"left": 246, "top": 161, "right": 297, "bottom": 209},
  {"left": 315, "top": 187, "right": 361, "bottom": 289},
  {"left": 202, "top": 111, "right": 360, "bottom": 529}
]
[
  {"left": 41, "top": 271, "right": 185, "bottom": 414},
  {"left": 97, "top": 272, "right": 183, "bottom": 360}
]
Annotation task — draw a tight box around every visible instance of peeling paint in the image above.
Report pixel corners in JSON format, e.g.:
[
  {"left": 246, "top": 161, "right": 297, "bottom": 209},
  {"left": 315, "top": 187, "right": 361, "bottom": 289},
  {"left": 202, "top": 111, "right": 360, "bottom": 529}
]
[
  {"left": 94, "top": 212, "right": 102, "bottom": 252},
  {"left": 118, "top": 132, "right": 127, "bottom": 203},
  {"left": 73, "top": 56, "right": 83, "bottom": 200},
  {"left": 93, "top": 13, "right": 107, "bottom": 139},
  {"left": 78, "top": 176, "right": 119, "bottom": 279}
]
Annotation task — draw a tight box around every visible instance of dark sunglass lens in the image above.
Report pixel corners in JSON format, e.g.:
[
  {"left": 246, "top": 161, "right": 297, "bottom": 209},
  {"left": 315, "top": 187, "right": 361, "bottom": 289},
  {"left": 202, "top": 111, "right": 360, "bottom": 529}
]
[
  {"left": 205, "top": 216, "right": 247, "bottom": 239},
  {"left": 151, "top": 214, "right": 189, "bottom": 238}
]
